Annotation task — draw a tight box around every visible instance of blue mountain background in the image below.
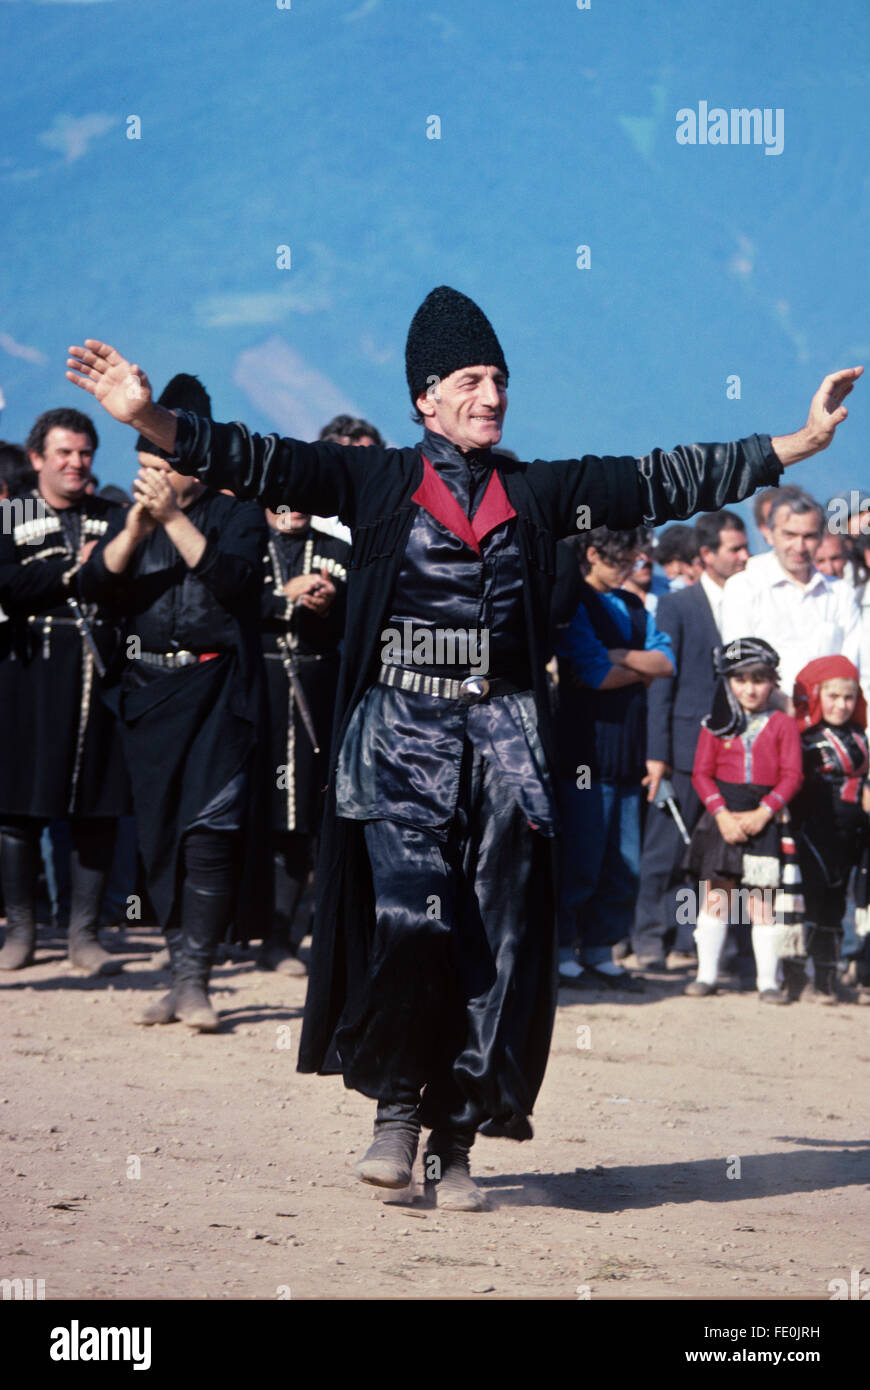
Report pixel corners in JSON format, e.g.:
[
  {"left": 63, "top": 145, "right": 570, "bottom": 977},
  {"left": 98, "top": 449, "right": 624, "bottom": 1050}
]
[{"left": 2, "top": 0, "right": 867, "bottom": 543}]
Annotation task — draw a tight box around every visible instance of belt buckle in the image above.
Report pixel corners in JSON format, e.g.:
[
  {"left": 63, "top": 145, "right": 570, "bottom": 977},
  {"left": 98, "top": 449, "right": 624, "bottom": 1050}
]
[{"left": 458, "top": 675, "right": 490, "bottom": 704}]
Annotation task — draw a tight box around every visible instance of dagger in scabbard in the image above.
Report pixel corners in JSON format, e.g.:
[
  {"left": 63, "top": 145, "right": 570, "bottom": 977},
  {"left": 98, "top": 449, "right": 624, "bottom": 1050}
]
[{"left": 66, "top": 596, "right": 106, "bottom": 679}]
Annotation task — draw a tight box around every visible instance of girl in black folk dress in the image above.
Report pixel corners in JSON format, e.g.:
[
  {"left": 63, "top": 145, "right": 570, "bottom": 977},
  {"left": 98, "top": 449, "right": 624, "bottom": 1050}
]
[{"left": 791, "top": 655, "right": 870, "bottom": 1003}]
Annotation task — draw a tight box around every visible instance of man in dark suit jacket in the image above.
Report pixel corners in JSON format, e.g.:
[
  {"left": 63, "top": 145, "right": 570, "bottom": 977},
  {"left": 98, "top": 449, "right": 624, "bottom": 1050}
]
[{"left": 632, "top": 511, "right": 749, "bottom": 969}]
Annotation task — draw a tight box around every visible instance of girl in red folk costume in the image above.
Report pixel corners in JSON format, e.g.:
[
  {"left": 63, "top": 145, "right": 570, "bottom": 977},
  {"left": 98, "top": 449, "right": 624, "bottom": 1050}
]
[
  {"left": 790, "top": 656, "right": 870, "bottom": 1004},
  {"left": 684, "top": 638, "right": 804, "bottom": 1002}
]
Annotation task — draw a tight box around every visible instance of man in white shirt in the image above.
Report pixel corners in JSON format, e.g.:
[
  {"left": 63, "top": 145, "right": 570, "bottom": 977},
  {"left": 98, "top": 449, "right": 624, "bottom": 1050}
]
[{"left": 721, "top": 490, "right": 861, "bottom": 703}]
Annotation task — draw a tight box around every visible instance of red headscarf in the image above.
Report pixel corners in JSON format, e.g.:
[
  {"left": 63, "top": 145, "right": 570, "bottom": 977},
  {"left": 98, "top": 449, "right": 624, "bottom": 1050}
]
[{"left": 793, "top": 656, "right": 866, "bottom": 731}]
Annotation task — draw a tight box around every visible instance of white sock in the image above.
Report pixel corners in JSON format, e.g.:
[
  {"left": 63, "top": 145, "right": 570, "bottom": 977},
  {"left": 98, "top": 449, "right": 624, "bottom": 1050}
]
[
  {"left": 693, "top": 911, "right": 728, "bottom": 985},
  {"left": 751, "top": 924, "right": 781, "bottom": 993}
]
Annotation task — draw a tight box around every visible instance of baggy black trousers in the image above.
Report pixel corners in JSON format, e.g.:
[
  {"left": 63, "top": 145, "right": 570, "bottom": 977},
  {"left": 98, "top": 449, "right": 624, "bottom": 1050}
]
[{"left": 336, "top": 742, "right": 551, "bottom": 1138}]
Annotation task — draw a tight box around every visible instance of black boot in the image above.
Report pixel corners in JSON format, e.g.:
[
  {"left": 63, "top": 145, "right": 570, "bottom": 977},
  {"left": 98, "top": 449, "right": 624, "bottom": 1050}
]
[
  {"left": 811, "top": 961, "right": 840, "bottom": 1005},
  {"left": 0, "top": 827, "right": 39, "bottom": 971},
  {"left": 805, "top": 925, "right": 843, "bottom": 1005},
  {"left": 67, "top": 819, "right": 121, "bottom": 976},
  {"left": 257, "top": 936, "right": 307, "bottom": 976},
  {"left": 175, "top": 904, "right": 221, "bottom": 1033},
  {"left": 424, "top": 1127, "right": 489, "bottom": 1212},
  {"left": 68, "top": 921, "right": 123, "bottom": 975},
  {"left": 781, "top": 957, "right": 808, "bottom": 1003},
  {"left": 355, "top": 1101, "right": 421, "bottom": 1189},
  {"left": 172, "top": 830, "right": 238, "bottom": 1033},
  {"left": 136, "top": 929, "right": 183, "bottom": 1025},
  {"left": 258, "top": 837, "right": 309, "bottom": 975}
]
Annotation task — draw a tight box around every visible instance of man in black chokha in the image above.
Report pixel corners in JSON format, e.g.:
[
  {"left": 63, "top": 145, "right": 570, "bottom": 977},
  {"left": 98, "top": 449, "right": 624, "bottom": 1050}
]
[
  {"left": 78, "top": 375, "right": 269, "bottom": 1032},
  {"left": 0, "top": 408, "right": 129, "bottom": 974},
  {"left": 67, "top": 291, "right": 861, "bottom": 1207},
  {"left": 258, "top": 503, "right": 349, "bottom": 975}
]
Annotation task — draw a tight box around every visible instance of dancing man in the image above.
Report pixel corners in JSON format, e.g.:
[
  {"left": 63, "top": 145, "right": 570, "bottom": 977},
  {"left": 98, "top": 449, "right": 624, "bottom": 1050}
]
[{"left": 67, "top": 288, "right": 860, "bottom": 1205}]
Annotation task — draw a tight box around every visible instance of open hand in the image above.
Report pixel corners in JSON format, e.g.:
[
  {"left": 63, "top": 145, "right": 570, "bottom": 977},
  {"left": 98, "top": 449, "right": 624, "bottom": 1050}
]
[
  {"left": 803, "top": 366, "right": 863, "bottom": 453},
  {"left": 66, "top": 341, "right": 153, "bottom": 426}
]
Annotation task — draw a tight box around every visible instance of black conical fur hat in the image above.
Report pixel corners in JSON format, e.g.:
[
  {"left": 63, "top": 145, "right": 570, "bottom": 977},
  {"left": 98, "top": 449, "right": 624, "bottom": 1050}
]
[{"left": 405, "top": 285, "right": 508, "bottom": 405}]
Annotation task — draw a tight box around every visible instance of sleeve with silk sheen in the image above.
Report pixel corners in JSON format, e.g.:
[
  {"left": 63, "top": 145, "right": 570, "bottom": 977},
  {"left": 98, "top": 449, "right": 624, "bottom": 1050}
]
[
  {"left": 536, "top": 434, "right": 781, "bottom": 538},
  {"left": 169, "top": 412, "right": 362, "bottom": 525}
]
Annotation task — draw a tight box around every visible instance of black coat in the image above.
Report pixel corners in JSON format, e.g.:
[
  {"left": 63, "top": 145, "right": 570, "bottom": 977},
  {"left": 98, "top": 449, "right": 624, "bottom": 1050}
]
[
  {"left": 168, "top": 412, "right": 782, "bottom": 1075},
  {"left": 0, "top": 491, "right": 129, "bottom": 819},
  {"left": 261, "top": 524, "right": 350, "bottom": 834},
  {"left": 79, "top": 491, "right": 270, "bottom": 936},
  {"left": 646, "top": 581, "right": 720, "bottom": 773}
]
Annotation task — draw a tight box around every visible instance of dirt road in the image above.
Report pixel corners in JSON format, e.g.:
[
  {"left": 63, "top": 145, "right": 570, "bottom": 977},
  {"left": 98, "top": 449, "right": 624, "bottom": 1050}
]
[{"left": 2, "top": 927, "right": 867, "bottom": 1301}]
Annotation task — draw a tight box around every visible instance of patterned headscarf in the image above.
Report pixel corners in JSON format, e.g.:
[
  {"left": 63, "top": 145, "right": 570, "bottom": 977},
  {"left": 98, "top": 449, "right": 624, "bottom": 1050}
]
[
  {"left": 793, "top": 655, "right": 866, "bottom": 731},
  {"left": 704, "top": 637, "right": 780, "bottom": 738}
]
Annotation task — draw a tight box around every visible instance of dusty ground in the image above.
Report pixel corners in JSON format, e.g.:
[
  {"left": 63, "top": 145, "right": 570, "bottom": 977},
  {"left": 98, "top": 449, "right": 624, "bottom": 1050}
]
[{"left": 1, "top": 922, "right": 868, "bottom": 1303}]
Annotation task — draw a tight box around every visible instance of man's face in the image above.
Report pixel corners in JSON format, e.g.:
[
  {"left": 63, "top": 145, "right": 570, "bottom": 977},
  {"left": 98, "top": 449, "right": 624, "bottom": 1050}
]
[
  {"left": 662, "top": 557, "right": 700, "bottom": 582},
  {"left": 847, "top": 508, "right": 870, "bottom": 538},
  {"left": 416, "top": 364, "right": 507, "bottom": 452},
  {"left": 814, "top": 532, "right": 847, "bottom": 578},
  {"left": 137, "top": 453, "right": 203, "bottom": 507},
  {"left": 30, "top": 427, "right": 94, "bottom": 505},
  {"left": 587, "top": 546, "right": 637, "bottom": 593},
  {"left": 703, "top": 527, "right": 749, "bottom": 583},
  {"left": 770, "top": 506, "right": 821, "bottom": 581},
  {"left": 628, "top": 550, "right": 653, "bottom": 592}
]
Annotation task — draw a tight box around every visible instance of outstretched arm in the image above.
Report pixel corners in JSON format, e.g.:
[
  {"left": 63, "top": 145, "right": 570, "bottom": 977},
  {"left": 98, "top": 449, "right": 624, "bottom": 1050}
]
[
  {"left": 536, "top": 366, "right": 863, "bottom": 537},
  {"left": 67, "top": 339, "right": 360, "bottom": 522}
]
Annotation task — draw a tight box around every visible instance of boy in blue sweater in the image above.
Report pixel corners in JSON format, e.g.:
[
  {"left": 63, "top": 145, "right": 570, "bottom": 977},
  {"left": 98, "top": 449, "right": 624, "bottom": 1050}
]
[{"left": 554, "top": 527, "right": 675, "bottom": 991}]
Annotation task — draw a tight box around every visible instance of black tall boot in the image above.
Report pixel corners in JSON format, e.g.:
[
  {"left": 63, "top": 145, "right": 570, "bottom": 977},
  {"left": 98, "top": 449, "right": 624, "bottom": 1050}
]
[
  {"left": 805, "top": 925, "right": 842, "bottom": 1005},
  {"left": 781, "top": 956, "right": 808, "bottom": 1003},
  {"left": 258, "top": 837, "right": 309, "bottom": 976},
  {"left": 171, "top": 830, "right": 238, "bottom": 1032},
  {"left": 0, "top": 827, "right": 40, "bottom": 971},
  {"left": 136, "top": 928, "right": 183, "bottom": 1025},
  {"left": 174, "top": 894, "right": 224, "bottom": 1032},
  {"left": 67, "top": 819, "right": 121, "bottom": 976},
  {"left": 811, "top": 961, "right": 841, "bottom": 1004},
  {"left": 355, "top": 1101, "right": 421, "bottom": 1189},
  {"left": 423, "top": 1126, "right": 489, "bottom": 1212}
]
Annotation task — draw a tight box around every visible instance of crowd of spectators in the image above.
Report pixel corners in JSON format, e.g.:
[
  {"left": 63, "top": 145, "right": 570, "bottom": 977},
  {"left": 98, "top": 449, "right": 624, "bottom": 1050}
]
[
  {"left": 554, "top": 485, "right": 870, "bottom": 1004},
  {"left": 2, "top": 412, "right": 869, "bottom": 1016}
]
